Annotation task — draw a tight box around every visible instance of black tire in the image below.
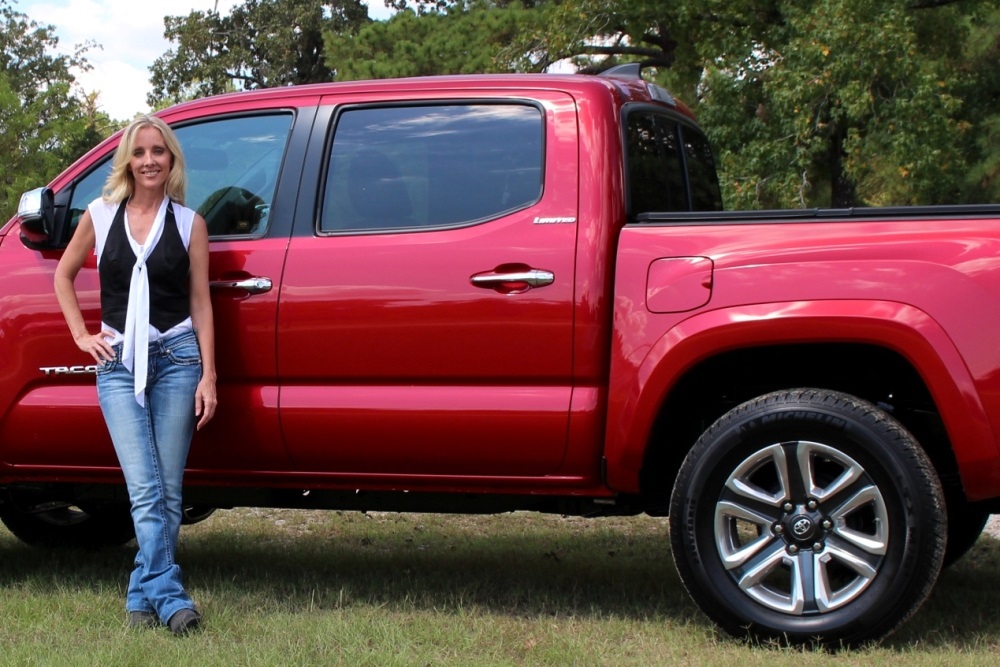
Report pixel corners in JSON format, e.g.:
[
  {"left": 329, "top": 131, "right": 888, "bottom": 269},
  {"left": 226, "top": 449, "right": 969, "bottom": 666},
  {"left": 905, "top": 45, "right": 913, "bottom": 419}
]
[
  {"left": 0, "top": 492, "right": 134, "bottom": 549},
  {"left": 669, "top": 389, "right": 946, "bottom": 646},
  {"left": 181, "top": 505, "right": 217, "bottom": 525}
]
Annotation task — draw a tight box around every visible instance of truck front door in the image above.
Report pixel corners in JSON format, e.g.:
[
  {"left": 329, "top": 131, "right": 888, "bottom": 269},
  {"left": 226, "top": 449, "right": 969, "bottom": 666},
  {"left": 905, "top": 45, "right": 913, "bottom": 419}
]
[{"left": 0, "top": 110, "right": 304, "bottom": 476}]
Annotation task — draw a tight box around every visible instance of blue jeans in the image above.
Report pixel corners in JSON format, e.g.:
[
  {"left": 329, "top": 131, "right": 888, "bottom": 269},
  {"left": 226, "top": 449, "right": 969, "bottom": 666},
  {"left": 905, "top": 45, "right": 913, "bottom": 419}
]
[{"left": 97, "top": 329, "right": 201, "bottom": 622}]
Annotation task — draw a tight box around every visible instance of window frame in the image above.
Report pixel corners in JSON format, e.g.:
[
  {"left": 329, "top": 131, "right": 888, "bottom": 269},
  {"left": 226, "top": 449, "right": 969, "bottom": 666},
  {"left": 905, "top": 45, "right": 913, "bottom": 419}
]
[
  {"left": 621, "top": 103, "right": 723, "bottom": 219},
  {"left": 54, "top": 110, "right": 297, "bottom": 245},
  {"left": 316, "top": 99, "right": 547, "bottom": 237},
  {"left": 173, "top": 110, "right": 296, "bottom": 240}
]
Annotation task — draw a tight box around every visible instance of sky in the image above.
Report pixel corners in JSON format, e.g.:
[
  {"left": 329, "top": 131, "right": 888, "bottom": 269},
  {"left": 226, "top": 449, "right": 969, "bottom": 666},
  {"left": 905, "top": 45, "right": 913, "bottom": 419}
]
[{"left": 16, "top": 0, "right": 394, "bottom": 120}]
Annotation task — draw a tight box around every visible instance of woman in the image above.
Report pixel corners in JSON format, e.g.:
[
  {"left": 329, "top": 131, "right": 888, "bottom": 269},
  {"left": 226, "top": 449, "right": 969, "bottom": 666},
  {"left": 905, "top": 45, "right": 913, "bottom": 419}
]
[{"left": 54, "top": 115, "right": 217, "bottom": 635}]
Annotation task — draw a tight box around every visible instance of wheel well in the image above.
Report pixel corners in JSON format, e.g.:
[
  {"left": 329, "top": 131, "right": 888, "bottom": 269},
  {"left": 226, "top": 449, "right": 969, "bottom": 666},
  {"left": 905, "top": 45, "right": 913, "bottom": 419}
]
[{"left": 639, "top": 343, "right": 962, "bottom": 512}]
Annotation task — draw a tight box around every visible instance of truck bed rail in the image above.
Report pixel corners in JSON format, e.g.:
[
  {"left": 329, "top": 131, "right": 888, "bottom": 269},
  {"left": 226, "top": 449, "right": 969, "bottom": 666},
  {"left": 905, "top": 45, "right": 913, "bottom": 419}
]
[{"left": 637, "top": 203, "right": 1000, "bottom": 225}]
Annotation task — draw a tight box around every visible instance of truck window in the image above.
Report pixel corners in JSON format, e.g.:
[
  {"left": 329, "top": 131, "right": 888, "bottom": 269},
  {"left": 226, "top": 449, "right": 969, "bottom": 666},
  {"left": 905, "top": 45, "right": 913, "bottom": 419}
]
[
  {"left": 626, "top": 112, "right": 686, "bottom": 216},
  {"left": 625, "top": 111, "right": 724, "bottom": 215},
  {"left": 180, "top": 113, "right": 293, "bottom": 237},
  {"left": 320, "top": 103, "right": 543, "bottom": 233},
  {"left": 66, "top": 161, "right": 114, "bottom": 232},
  {"left": 63, "top": 113, "right": 293, "bottom": 239},
  {"left": 682, "top": 128, "right": 724, "bottom": 212}
]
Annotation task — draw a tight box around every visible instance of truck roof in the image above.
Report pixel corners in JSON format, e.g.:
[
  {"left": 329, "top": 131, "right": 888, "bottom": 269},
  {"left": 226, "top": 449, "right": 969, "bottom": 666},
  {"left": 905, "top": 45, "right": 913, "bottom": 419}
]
[{"left": 158, "top": 69, "right": 697, "bottom": 123}]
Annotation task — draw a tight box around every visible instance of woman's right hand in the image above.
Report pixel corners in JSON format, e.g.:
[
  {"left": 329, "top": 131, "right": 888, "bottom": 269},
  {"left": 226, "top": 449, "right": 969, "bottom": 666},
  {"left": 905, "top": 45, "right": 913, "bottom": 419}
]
[{"left": 75, "top": 331, "right": 116, "bottom": 363}]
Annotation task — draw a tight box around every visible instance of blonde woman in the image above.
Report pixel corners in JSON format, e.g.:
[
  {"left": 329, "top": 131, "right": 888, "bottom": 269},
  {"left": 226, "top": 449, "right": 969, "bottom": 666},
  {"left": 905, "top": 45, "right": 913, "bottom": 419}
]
[{"left": 54, "top": 115, "right": 216, "bottom": 635}]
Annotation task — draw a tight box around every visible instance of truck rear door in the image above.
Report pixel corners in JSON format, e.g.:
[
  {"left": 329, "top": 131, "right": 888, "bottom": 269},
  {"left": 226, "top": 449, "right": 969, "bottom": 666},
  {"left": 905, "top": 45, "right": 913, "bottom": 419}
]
[{"left": 277, "top": 92, "right": 580, "bottom": 477}]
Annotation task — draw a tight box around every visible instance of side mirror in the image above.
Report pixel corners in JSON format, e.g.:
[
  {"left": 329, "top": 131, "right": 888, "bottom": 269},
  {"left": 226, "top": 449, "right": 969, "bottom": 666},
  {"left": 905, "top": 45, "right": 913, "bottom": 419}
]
[{"left": 17, "top": 187, "right": 55, "bottom": 248}]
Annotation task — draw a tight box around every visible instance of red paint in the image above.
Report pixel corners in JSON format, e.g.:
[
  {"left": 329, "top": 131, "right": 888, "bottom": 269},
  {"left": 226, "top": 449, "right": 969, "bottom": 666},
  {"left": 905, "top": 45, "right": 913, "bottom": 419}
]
[{"left": 2, "top": 73, "right": 999, "bottom": 510}]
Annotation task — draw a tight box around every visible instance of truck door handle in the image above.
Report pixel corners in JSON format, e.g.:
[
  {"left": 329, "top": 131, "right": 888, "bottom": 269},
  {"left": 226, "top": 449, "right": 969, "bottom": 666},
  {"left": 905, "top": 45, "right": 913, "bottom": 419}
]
[
  {"left": 210, "top": 277, "right": 273, "bottom": 294},
  {"left": 470, "top": 267, "right": 554, "bottom": 294}
]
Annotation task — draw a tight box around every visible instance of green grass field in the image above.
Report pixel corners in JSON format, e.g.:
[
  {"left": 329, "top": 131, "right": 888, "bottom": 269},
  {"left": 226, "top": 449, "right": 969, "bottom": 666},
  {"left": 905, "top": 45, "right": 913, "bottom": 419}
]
[{"left": 1, "top": 509, "right": 998, "bottom": 666}]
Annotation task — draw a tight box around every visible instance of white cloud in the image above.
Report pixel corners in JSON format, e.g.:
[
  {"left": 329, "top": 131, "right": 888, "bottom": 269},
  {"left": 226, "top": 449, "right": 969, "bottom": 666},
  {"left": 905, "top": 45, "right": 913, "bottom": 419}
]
[{"left": 16, "top": 0, "right": 394, "bottom": 120}]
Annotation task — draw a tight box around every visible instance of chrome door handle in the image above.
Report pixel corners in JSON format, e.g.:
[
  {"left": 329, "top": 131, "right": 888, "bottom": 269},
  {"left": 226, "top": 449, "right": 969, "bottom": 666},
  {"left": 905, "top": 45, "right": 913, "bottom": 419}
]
[
  {"left": 210, "top": 277, "right": 273, "bottom": 294},
  {"left": 470, "top": 268, "right": 555, "bottom": 292}
]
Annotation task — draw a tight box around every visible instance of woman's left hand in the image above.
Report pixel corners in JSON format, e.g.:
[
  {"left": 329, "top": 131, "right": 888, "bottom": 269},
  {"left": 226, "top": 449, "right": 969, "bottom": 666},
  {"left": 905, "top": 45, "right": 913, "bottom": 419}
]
[{"left": 195, "top": 377, "right": 217, "bottom": 430}]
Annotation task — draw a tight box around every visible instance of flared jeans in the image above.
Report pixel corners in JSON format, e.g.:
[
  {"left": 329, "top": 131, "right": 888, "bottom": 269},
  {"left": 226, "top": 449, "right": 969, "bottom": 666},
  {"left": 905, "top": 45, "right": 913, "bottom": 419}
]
[{"left": 97, "top": 329, "right": 201, "bottom": 623}]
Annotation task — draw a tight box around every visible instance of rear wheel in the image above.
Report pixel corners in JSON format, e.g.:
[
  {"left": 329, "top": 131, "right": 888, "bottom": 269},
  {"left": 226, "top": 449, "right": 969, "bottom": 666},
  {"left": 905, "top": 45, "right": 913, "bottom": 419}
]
[
  {"left": 0, "top": 492, "right": 134, "bottom": 549},
  {"left": 669, "top": 389, "right": 946, "bottom": 646}
]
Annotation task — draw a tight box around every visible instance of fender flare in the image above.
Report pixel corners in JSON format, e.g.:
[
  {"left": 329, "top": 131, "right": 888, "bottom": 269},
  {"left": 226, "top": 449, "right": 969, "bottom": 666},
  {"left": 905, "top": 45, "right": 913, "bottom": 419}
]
[{"left": 603, "top": 299, "right": 997, "bottom": 497}]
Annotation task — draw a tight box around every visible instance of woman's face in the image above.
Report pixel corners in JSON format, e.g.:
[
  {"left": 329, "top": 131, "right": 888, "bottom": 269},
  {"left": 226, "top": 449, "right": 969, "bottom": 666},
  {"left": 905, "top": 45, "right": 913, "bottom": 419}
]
[{"left": 128, "top": 126, "right": 173, "bottom": 193}]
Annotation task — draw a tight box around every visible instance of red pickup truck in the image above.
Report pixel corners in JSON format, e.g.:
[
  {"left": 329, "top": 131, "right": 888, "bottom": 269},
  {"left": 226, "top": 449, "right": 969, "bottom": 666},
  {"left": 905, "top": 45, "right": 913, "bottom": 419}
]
[{"left": 3, "top": 66, "right": 999, "bottom": 645}]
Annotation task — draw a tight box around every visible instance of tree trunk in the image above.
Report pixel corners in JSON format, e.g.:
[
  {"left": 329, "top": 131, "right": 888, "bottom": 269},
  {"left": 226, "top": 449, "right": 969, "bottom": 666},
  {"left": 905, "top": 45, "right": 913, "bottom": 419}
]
[{"left": 829, "top": 125, "right": 859, "bottom": 208}]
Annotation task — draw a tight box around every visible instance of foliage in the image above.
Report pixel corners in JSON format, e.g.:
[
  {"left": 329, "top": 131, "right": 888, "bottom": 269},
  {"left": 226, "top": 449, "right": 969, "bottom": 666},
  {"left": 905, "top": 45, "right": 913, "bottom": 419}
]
[
  {"left": 685, "top": 0, "right": 980, "bottom": 208},
  {"left": 361, "top": 0, "right": 999, "bottom": 208},
  {"left": 955, "top": 6, "right": 1000, "bottom": 202},
  {"left": 7, "top": 0, "right": 999, "bottom": 211},
  {"left": 325, "top": 3, "right": 537, "bottom": 79},
  {"left": 328, "top": 1, "right": 678, "bottom": 77},
  {"left": 469, "top": 0, "right": 994, "bottom": 208},
  {"left": 149, "top": 0, "right": 371, "bottom": 107},
  {"left": 149, "top": 0, "right": 1000, "bottom": 207},
  {"left": 508, "top": 0, "right": 679, "bottom": 73},
  {"left": 0, "top": 0, "right": 111, "bottom": 220}
]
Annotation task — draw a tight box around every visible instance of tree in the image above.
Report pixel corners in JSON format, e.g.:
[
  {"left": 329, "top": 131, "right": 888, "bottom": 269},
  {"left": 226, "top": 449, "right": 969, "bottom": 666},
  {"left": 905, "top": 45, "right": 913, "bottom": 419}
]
[
  {"left": 0, "top": 0, "right": 111, "bottom": 219},
  {"left": 325, "top": 2, "right": 537, "bottom": 79},
  {"left": 149, "top": 0, "right": 1000, "bottom": 208},
  {"left": 685, "top": 0, "right": 987, "bottom": 208},
  {"left": 149, "top": 0, "right": 371, "bottom": 106},
  {"left": 955, "top": 5, "right": 1000, "bottom": 202},
  {"left": 329, "top": 1, "right": 680, "bottom": 77},
  {"left": 490, "top": 0, "right": 996, "bottom": 208}
]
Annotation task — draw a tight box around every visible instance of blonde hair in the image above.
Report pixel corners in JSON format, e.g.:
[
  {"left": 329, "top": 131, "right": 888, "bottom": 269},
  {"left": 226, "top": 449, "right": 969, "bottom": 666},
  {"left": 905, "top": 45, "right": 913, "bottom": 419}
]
[{"left": 102, "top": 115, "right": 187, "bottom": 205}]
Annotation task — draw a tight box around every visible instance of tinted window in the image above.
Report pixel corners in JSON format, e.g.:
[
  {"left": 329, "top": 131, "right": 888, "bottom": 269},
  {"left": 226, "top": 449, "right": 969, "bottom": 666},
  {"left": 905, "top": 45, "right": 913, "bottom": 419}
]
[
  {"left": 66, "top": 160, "right": 113, "bottom": 232},
  {"left": 321, "top": 104, "right": 543, "bottom": 233},
  {"left": 626, "top": 111, "right": 724, "bottom": 216},
  {"left": 64, "top": 114, "right": 293, "bottom": 239},
  {"left": 682, "top": 128, "right": 724, "bottom": 212},
  {"left": 178, "top": 114, "right": 292, "bottom": 237},
  {"left": 626, "top": 113, "right": 686, "bottom": 215}
]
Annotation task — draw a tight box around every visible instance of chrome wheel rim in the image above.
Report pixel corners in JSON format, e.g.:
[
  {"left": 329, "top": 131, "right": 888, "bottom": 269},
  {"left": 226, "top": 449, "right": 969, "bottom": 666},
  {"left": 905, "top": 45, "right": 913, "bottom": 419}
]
[{"left": 714, "top": 440, "right": 889, "bottom": 614}]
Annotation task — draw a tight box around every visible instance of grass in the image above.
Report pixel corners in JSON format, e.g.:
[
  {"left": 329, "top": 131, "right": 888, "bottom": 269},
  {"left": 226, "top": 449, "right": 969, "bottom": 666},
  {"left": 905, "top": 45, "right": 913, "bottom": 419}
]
[{"left": 0, "top": 508, "right": 998, "bottom": 666}]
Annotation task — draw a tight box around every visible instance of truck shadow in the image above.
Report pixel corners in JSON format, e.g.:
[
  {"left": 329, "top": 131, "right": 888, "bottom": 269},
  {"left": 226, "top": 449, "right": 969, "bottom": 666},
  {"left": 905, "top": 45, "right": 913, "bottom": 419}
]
[
  {"left": 887, "top": 537, "right": 1000, "bottom": 648},
  {"left": 0, "top": 512, "right": 998, "bottom": 650},
  {"left": 176, "top": 512, "right": 700, "bottom": 622}
]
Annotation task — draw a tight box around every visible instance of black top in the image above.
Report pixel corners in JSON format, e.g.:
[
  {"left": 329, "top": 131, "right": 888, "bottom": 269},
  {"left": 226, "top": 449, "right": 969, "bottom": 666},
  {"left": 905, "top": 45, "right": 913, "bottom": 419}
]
[{"left": 99, "top": 201, "right": 191, "bottom": 333}]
